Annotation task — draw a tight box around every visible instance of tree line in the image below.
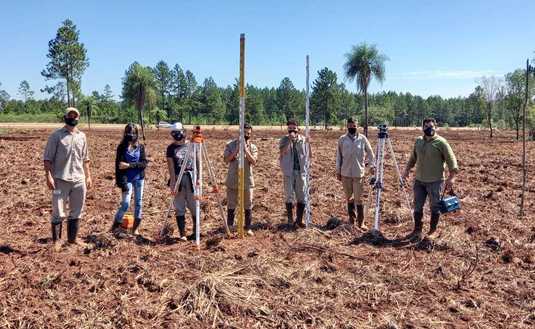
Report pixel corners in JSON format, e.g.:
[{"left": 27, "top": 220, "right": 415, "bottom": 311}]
[{"left": 0, "top": 19, "right": 534, "bottom": 138}]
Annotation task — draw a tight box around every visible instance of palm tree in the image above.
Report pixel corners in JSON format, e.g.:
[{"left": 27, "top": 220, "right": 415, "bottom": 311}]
[
  {"left": 344, "top": 43, "right": 388, "bottom": 136},
  {"left": 122, "top": 62, "right": 156, "bottom": 140}
]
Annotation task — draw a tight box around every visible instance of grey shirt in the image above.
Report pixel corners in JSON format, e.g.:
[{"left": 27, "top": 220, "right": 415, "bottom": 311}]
[
  {"left": 279, "top": 135, "right": 307, "bottom": 177},
  {"left": 43, "top": 127, "right": 89, "bottom": 183},
  {"left": 224, "top": 139, "right": 258, "bottom": 189},
  {"left": 336, "top": 133, "right": 375, "bottom": 178}
]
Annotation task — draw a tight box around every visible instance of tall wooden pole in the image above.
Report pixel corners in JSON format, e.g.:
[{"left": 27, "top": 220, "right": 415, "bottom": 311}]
[
  {"left": 237, "top": 34, "right": 246, "bottom": 237},
  {"left": 520, "top": 59, "right": 530, "bottom": 218}
]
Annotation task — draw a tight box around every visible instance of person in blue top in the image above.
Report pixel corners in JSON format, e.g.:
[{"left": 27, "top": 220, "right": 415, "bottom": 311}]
[{"left": 111, "top": 123, "right": 148, "bottom": 235}]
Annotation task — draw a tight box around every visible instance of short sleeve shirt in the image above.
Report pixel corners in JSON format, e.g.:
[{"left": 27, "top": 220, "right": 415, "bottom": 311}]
[
  {"left": 43, "top": 127, "right": 89, "bottom": 183},
  {"left": 166, "top": 142, "right": 194, "bottom": 175}
]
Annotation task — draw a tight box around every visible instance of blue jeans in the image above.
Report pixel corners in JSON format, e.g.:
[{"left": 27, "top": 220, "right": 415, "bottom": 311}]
[{"left": 114, "top": 179, "right": 144, "bottom": 222}]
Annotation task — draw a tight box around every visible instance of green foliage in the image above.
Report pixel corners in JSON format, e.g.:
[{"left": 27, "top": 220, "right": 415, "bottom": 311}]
[
  {"left": 121, "top": 62, "right": 157, "bottom": 125},
  {"left": 41, "top": 19, "right": 88, "bottom": 107},
  {"left": 311, "top": 67, "right": 341, "bottom": 128}
]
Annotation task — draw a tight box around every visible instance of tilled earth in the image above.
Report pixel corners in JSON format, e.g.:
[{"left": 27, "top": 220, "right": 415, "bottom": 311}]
[{"left": 0, "top": 126, "right": 534, "bottom": 329}]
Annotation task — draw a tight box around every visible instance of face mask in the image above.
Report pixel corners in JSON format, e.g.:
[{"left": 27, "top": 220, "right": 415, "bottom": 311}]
[
  {"left": 288, "top": 129, "right": 298, "bottom": 135},
  {"left": 64, "top": 117, "right": 79, "bottom": 127},
  {"left": 171, "top": 131, "right": 184, "bottom": 141},
  {"left": 424, "top": 127, "right": 435, "bottom": 137},
  {"left": 244, "top": 135, "right": 251, "bottom": 141},
  {"left": 125, "top": 133, "right": 138, "bottom": 142},
  {"left": 348, "top": 127, "right": 357, "bottom": 135}
]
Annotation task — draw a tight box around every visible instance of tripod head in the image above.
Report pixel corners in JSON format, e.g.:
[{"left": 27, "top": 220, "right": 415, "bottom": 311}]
[
  {"left": 192, "top": 125, "right": 204, "bottom": 143},
  {"left": 377, "top": 124, "right": 389, "bottom": 139}
]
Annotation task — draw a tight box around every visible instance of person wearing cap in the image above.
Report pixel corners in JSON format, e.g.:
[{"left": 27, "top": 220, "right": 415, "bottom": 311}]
[
  {"left": 43, "top": 107, "right": 92, "bottom": 250},
  {"left": 166, "top": 122, "right": 197, "bottom": 241},
  {"left": 402, "top": 118, "right": 458, "bottom": 241},
  {"left": 335, "top": 117, "right": 375, "bottom": 228},
  {"left": 279, "top": 119, "right": 312, "bottom": 228},
  {"left": 110, "top": 123, "right": 148, "bottom": 235},
  {"left": 223, "top": 123, "right": 258, "bottom": 236}
]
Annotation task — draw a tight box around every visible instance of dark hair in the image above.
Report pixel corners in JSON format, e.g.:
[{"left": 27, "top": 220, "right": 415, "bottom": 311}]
[
  {"left": 120, "top": 123, "right": 139, "bottom": 146},
  {"left": 244, "top": 123, "right": 252, "bottom": 130},
  {"left": 422, "top": 118, "right": 437, "bottom": 127},
  {"left": 286, "top": 119, "right": 298, "bottom": 126},
  {"left": 347, "top": 117, "right": 357, "bottom": 124}
]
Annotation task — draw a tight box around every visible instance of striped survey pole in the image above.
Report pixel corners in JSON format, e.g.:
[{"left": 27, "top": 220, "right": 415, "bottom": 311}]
[{"left": 237, "top": 33, "right": 246, "bottom": 238}]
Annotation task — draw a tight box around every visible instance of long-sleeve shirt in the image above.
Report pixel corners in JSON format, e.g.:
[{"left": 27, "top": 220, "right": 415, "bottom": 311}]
[
  {"left": 279, "top": 135, "right": 307, "bottom": 177},
  {"left": 336, "top": 133, "right": 375, "bottom": 178},
  {"left": 224, "top": 139, "right": 258, "bottom": 189},
  {"left": 43, "top": 127, "right": 89, "bottom": 183},
  {"left": 406, "top": 134, "right": 458, "bottom": 183}
]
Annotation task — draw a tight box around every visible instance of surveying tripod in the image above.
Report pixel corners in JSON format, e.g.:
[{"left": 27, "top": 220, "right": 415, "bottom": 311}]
[
  {"left": 163, "top": 126, "right": 230, "bottom": 246},
  {"left": 370, "top": 124, "right": 412, "bottom": 236}
]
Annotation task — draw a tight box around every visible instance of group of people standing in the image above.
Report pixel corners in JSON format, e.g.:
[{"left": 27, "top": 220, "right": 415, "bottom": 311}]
[{"left": 43, "top": 107, "right": 458, "bottom": 250}]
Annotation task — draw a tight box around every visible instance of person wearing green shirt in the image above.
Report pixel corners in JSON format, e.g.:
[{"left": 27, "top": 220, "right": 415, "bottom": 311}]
[{"left": 402, "top": 118, "right": 459, "bottom": 241}]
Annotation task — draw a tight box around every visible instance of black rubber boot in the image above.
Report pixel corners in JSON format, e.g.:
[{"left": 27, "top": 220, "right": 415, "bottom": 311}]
[
  {"left": 347, "top": 202, "right": 356, "bottom": 224},
  {"left": 285, "top": 203, "right": 294, "bottom": 225},
  {"left": 245, "top": 209, "right": 253, "bottom": 235},
  {"left": 51, "top": 222, "right": 62, "bottom": 242},
  {"left": 295, "top": 203, "right": 306, "bottom": 228},
  {"left": 428, "top": 212, "right": 441, "bottom": 238},
  {"left": 188, "top": 216, "right": 197, "bottom": 241},
  {"left": 410, "top": 212, "right": 424, "bottom": 242},
  {"left": 356, "top": 205, "right": 366, "bottom": 228},
  {"left": 67, "top": 218, "right": 80, "bottom": 244},
  {"left": 227, "top": 208, "right": 235, "bottom": 227},
  {"left": 110, "top": 221, "right": 121, "bottom": 232},
  {"left": 176, "top": 215, "right": 186, "bottom": 239},
  {"left": 132, "top": 218, "right": 142, "bottom": 235}
]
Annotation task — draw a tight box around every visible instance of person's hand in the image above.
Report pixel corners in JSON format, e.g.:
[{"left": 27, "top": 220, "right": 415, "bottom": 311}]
[
  {"left": 119, "top": 162, "right": 130, "bottom": 170},
  {"left": 86, "top": 176, "right": 93, "bottom": 189},
  {"left": 46, "top": 176, "right": 55, "bottom": 190},
  {"left": 445, "top": 176, "right": 455, "bottom": 191},
  {"left": 336, "top": 172, "right": 342, "bottom": 181}
]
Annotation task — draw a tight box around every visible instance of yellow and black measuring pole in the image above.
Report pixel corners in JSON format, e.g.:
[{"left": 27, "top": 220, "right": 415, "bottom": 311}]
[{"left": 236, "top": 33, "right": 246, "bottom": 238}]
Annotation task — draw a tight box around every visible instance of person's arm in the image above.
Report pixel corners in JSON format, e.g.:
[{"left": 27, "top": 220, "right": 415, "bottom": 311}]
[
  {"left": 167, "top": 157, "right": 176, "bottom": 194},
  {"left": 442, "top": 140, "right": 459, "bottom": 190},
  {"left": 43, "top": 134, "right": 57, "bottom": 190},
  {"left": 279, "top": 137, "right": 291, "bottom": 159},
  {"left": 129, "top": 145, "right": 148, "bottom": 169},
  {"left": 224, "top": 142, "right": 239, "bottom": 163},
  {"left": 84, "top": 160, "right": 92, "bottom": 189},
  {"left": 335, "top": 138, "right": 343, "bottom": 180},
  {"left": 245, "top": 143, "right": 257, "bottom": 166},
  {"left": 402, "top": 143, "right": 417, "bottom": 180},
  {"left": 364, "top": 137, "right": 375, "bottom": 174}
]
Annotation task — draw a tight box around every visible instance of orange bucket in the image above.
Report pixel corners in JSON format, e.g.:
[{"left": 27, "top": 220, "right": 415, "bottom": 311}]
[{"left": 121, "top": 214, "right": 134, "bottom": 229}]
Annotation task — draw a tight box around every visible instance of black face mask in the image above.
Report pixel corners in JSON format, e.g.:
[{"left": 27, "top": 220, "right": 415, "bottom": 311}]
[
  {"left": 171, "top": 131, "right": 184, "bottom": 141},
  {"left": 348, "top": 127, "right": 357, "bottom": 135},
  {"left": 125, "top": 133, "right": 138, "bottom": 142},
  {"left": 64, "top": 117, "right": 79, "bottom": 127},
  {"left": 424, "top": 127, "right": 435, "bottom": 137},
  {"left": 244, "top": 135, "right": 251, "bottom": 141}
]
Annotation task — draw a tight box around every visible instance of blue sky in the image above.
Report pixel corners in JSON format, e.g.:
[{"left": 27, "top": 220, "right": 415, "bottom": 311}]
[{"left": 1, "top": 0, "right": 534, "bottom": 100}]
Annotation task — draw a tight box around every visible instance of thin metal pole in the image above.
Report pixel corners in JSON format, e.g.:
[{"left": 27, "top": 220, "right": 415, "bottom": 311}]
[
  {"left": 304, "top": 55, "right": 312, "bottom": 227},
  {"left": 520, "top": 59, "right": 529, "bottom": 218}
]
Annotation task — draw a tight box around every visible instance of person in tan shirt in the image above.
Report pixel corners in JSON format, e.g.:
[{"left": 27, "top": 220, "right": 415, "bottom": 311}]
[
  {"left": 43, "top": 107, "right": 92, "bottom": 250},
  {"left": 224, "top": 123, "right": 258, "bottom": 236},
  {"left": 335, "top": 118, "right": 375, "bottom": 228}
]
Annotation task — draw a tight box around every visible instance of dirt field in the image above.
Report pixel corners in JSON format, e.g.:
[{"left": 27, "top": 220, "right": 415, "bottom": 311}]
[{"left": 0, "top": 127, "right": 534, "bottom": 328}]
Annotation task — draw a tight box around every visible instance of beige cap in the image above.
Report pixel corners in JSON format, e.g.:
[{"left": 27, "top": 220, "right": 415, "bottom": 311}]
[{"left": 65, "top": 107, "right": 80, "bottom": 117}]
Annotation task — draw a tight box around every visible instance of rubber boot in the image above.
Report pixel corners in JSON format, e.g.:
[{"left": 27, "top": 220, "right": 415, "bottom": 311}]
[
  {"left": 131, "top": 218, "right": 142, "bottom": 235},
  {"left": 347, "top": 202, "right": 356, "bottom": 224},
  {"left": 51, "top": 222, "right": 62, "bottom": 251},
  {"left": 188, "top": 216, "right": 197, "bottom": 241},
  {"left": 427, "top": 212, "right": 440, "bottom": 239},
  {"left": 245, "top": 209, "right": 254, "bottom": 236},
  {"left": 176, "top": 215, "right": 186, "bottom": 240},
  {"left": 356, "top": 205, "right": 366, "bottom": 229},
  {"left": 410, "top": 212, "right": 424, "bottom": 242},
  {"left": 67, "top": 218, "right": 85, "bottom": 246},
  {"left": 295, "top": 203, "right": 306, "bottom": 228},
  {"left": 227, "top": 208, "right": 235, "bottom": 228},
  {"left": 110, "top": 220, "right": 121, "bottom": 233},
  {"left": 285, "top": 203, "right": 294, "bottom": 226}
]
